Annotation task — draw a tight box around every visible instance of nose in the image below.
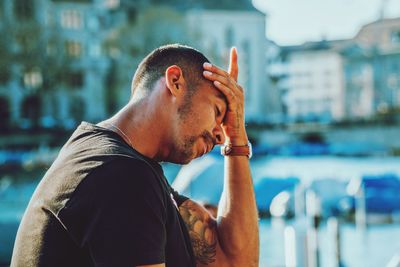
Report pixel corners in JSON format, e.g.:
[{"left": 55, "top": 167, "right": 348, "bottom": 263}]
[{"left": 213, "top": 124, "right": 225, "bottom": 145}]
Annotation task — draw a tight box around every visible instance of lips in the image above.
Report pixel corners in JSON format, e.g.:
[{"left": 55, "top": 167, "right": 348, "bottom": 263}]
[
  {"left": 204, "top": 140, "right": 214, "bottom": 155},
  {"left": 199, "top": 142, "right": 209, "bottom": 157},
  {"left": 197, "top": 134, "right": 215, "bottom": 157}
]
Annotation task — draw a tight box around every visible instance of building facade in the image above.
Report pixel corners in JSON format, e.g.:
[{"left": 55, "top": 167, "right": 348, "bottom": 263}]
[
  {"left": 0, "top": 0, "right": 117, "bottom": 130},
  {"left": 278, "top": 41, "right": 348, "bottom": 123},
  {"left": 270, "top": 18, "right": 400, "bottom": 123},
  {"left": 344, "top": 18, "right": 400, "bottom": 119}
]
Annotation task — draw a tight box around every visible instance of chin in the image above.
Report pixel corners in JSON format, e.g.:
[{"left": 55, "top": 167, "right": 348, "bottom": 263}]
[
  {"left": 167, "top": 154, "right": 194, "bottom": 165},
  {"left": 167, "top": 158, "right": 192, "bottom": 165}
]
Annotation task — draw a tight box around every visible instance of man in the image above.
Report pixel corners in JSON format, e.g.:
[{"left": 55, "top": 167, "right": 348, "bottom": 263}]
[{"left": 11, "top": 44, "right": 259, "bottom": 267}]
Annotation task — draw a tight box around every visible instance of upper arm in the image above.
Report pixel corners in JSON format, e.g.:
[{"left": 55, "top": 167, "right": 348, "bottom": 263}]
[{"left": 179, "top": 199, "right": 230, "bottom": 267}]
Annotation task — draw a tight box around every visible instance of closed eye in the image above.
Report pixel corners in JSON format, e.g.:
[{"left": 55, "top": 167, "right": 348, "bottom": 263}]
[{"left": 215, "top": 106, "right": 221, "bottom": 117}]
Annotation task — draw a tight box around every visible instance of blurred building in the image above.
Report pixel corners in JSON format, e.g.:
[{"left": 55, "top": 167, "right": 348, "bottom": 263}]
[
  {"left": 47, "top": 0, "right": 118, "bottom": 125},
  {"left": 0, "top": 0, "right": 121, "bottom": 130},
  {"left": 270, "top": 17, "right": 400, "bottom": 123},
  {"left": 353, "top": 18, "right": 400, "bottom": 114},
  {"left": 0, "top": 0, "right": 276, "bottom": 130},
  {"left": 280, "top": 40, "right": 349, "bottom": 123},
  {"left": 106, "top": 1, "right": 276, "bottom": 122}
]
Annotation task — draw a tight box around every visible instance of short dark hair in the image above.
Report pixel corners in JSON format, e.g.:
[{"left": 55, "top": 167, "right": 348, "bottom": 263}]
[{"left": 131, "top": 44, "right": 210, "bottom": 97}]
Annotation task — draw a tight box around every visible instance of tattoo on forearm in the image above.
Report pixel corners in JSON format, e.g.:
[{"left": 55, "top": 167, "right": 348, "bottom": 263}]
[
  {"left": 179, "top": 201, "right": 217, "bottom": 265},
  {"left": 236, "top": 110, "right": 240, "bottom": 129}
]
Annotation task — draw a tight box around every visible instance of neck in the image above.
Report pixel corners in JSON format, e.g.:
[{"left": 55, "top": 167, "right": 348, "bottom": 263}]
[{"left": 100, "top": 97, "right": 168, "bottom": 161}]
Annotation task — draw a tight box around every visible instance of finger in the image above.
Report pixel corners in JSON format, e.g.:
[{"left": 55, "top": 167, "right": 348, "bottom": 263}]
[
  {"left": 213, "top": 81, "right": 236, "bottom": 109},
  {"left": 228, "top": 47, "right": 238, "bottom": 82},
  {"left": 203, "top": 62, "right": 229, "bottom": 79},
  {"left": 203, "top": 71, "right": 236, "bottom": 91}
]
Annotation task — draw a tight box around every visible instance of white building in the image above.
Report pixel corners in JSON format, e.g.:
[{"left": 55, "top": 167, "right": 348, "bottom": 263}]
[
  {"left": 186, "top": 10, "right": 276, "bottom": 122},
  {"left": 282, "top": 41, "right": 348, "bottom": 122},
  {"left": 271, "top": 18, "right": 400, "bottom": 123}
]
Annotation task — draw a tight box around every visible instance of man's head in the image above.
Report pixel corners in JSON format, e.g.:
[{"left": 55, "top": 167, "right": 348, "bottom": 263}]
[
  {"left": 131, "top": 44, "right": 210, "bottom": 103},
  {"left": 130, "top": 44, "right": 227, "bottom": 164}
]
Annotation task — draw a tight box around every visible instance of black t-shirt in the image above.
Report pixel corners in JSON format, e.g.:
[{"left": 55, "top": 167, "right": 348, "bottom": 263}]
[{"left": 11, "top": 122, "right": 196, "bottom": 267}]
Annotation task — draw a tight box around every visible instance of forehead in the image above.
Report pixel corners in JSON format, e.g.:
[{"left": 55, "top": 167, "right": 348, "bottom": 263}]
[{"left": 195, "top": 82, "right": 227, "bottom": 106}]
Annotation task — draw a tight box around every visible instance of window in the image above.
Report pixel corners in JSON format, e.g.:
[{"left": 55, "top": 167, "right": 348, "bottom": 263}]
[
  {"left": 0, "top": 2, "right": 3, "bottom": 20},
  {"left": 61, "top": 9, "right": 82, "bottom": 29},
  {"left": 391, "top": 30, "right": 400, "bottom": 43},
  {"left": 65, "top": 71, "right": 84, "bottom": 88},
  {"left": 24, "top": 68, "right": 43, "bottom": 89},
  {"left": 14, "top": 0, "right": 34, "bottom": 20},
  {"left": 15, "top": 34, "right": 31, "bottom": 53},
  {"left": 89, "top": 43, "right": 101, "bottom": 57},
  {"left": 0, "top": 67, "right": 10, "bottom": 84},
  {"left": 65, "top": 40, "right": 82, "bottom": 57},
  {"left": 0, "top": 97, "right": 10, "bottom": 130},
  {"left": 47, "top": 41, "right": 57, "bottom": 56},
  {"left": 69, "top": 96, "right": 85, "bottom": 122},
  {"left": 21, "top": 95, "right": 41, "bottom": 124}
]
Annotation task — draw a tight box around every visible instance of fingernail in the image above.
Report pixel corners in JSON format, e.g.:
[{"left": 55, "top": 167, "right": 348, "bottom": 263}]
[
  {"left": 203, "top": 62, "right": 212, "bottom": 68},
  {"left": 214, "top": 81, "right": 220, "bottom": 85},
  {"left": 203, "top": 71, "right": 212, "bottom": 76}
]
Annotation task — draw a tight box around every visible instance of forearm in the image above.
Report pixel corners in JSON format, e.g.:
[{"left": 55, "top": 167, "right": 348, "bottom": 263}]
[
  {"left": 217, "top": 155, "right": 259, "bottom": 266},
  {"left": 201, "top": 48, "right": 259, "bottom": 266}
]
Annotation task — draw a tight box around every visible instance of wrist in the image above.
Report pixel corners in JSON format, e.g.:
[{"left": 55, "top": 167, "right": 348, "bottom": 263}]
[
  {"left": 221, "top": 140, "right": 252, "bottom": 159},
  {"left": 225, "top": 134, "right": 248, "bottom": 146}
]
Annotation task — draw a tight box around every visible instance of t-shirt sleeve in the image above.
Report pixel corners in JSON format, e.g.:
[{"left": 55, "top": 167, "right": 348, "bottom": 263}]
[
  {"left": 58, "top": 157, "right": 167, "bottom": 266},
  {"left": 169, "top": 185, "right": 189, "bottom": 207}
]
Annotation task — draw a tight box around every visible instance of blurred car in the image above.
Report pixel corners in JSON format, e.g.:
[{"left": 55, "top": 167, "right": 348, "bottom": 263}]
[
  {"left": 254, "top": 177, "right": 300, "bottom": 217},
  {"left": 347, "top": 173, "right": 400, "bottom": 214},
  {"left": 309, "top": 178, "right": 353, "bottom": 218}
]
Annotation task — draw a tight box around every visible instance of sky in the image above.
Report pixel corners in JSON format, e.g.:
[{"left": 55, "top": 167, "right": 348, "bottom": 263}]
[{"left": 252, "top": 0, "right": 400, "bottom": 45}]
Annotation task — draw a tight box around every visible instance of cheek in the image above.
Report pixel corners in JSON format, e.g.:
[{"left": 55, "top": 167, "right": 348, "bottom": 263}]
[{"left": 180, "top": 105, "right": 215, "bottom": 133}]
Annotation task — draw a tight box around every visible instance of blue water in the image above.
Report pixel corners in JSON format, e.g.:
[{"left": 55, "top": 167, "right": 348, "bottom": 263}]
[{"left": 1, "top": 156, "right": 400, "bottom": 266}]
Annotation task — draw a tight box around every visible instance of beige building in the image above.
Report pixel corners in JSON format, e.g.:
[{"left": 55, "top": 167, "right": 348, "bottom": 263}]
[{"left": 273, "top": 17, "right": 400, "bottom": 123}]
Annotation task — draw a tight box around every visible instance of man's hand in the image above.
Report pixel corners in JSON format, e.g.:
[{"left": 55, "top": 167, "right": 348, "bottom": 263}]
[{"left": 203, "top": 47, "right": 248, "bottom": 146}]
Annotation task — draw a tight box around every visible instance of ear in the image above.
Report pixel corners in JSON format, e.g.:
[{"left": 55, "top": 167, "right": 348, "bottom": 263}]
[{"left": 165, "top": 65, "right": 185, "bottom": 97}]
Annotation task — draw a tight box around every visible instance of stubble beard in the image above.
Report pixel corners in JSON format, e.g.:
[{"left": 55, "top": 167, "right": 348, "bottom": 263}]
[
  {"left": 175, "top": 91, "right": 215, "bottom": 164},
  {"left": 176, "top": 130, "right": 215, "bottom": 164}
]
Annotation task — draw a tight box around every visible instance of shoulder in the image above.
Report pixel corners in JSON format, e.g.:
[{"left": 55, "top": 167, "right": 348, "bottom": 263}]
[
  {"left": 72, "top": 157, "right": 167, "bottom": 206},
  {"left": 95, "top": 156, "right": 159, "bottom": 181}
]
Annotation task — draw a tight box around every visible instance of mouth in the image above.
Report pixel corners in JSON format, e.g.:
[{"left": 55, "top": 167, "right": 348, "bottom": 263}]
[
  {"left": 197, "top": 133, "right": 215, "bottom": 157},
  {"left": 199, "top": 142, "right": 209, "bottom": 157},
  {"left": 204, "top": 141, "right": 214, "bottom": 155}
]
